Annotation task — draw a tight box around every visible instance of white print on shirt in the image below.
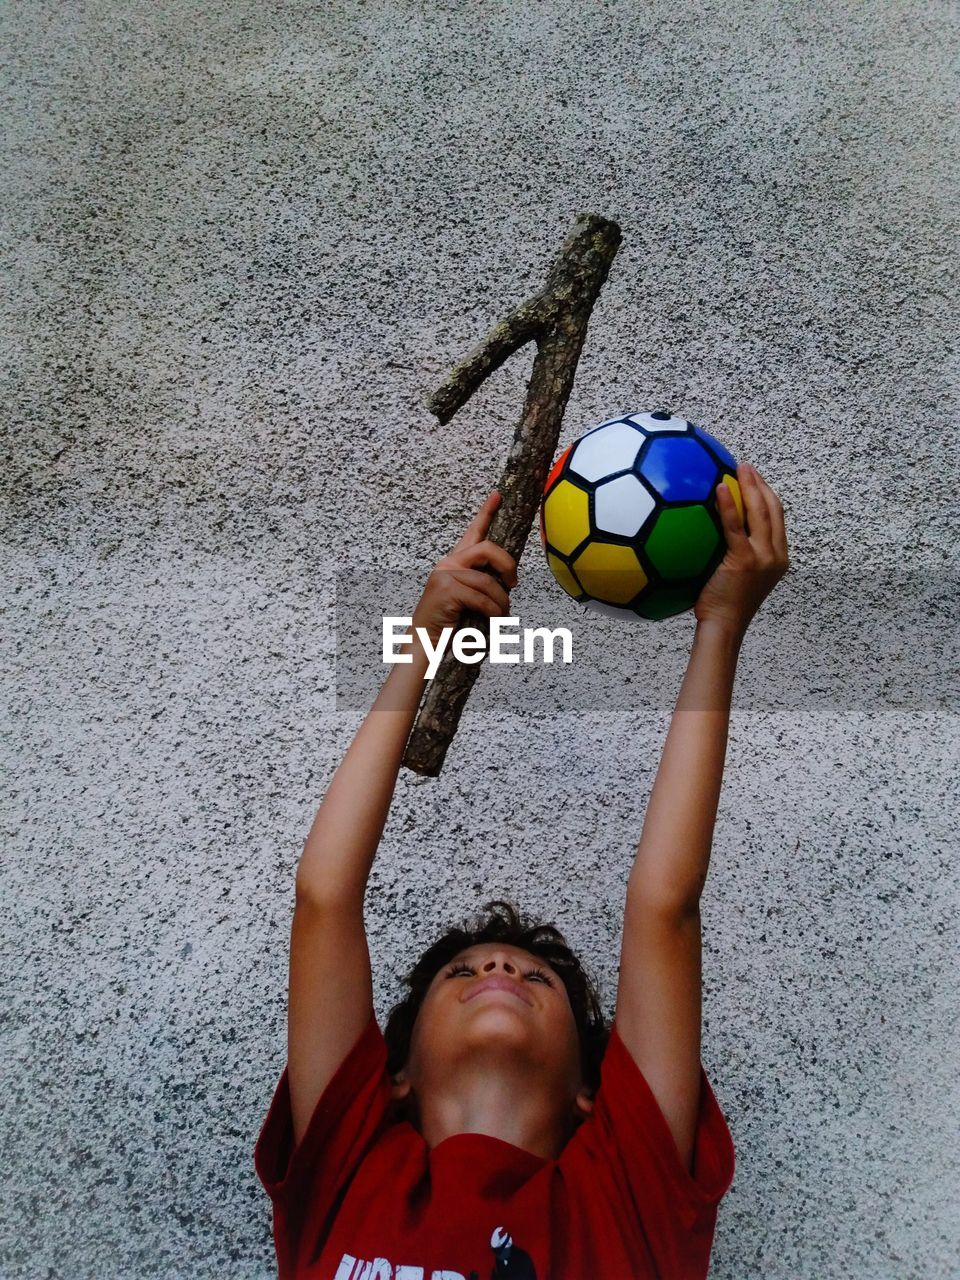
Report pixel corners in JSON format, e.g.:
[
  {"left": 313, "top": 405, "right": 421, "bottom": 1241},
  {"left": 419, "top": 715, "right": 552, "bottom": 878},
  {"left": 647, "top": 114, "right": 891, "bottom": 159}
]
[{"left": 333, "top": 1223, "right": 539, "bottom": 1279}]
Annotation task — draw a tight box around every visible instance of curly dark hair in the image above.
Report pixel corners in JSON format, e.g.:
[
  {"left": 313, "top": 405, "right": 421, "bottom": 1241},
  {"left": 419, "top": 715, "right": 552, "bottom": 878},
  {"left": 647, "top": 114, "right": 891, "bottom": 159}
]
[{"left": 383, "top": 899, "right": 610, "bottom": 1124}]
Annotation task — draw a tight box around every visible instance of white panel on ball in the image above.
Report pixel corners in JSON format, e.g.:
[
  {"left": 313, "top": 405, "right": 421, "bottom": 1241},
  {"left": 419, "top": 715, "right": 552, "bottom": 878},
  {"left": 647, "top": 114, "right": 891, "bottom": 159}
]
[
  {"left": 568, "top": 422, "right": 644, "bottom": 483},
  {"left": 594, "top": 474, "right": 656, "bottom": 538},
  {"left": 628, "top": 411, "right": 689, "bottom": 433}
]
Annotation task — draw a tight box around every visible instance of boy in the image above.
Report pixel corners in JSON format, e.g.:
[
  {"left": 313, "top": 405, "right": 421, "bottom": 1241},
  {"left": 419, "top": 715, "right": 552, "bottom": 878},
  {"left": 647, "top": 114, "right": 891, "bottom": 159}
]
[{"left": 255, "top": 463, "right": 789, "bottom": 1279}]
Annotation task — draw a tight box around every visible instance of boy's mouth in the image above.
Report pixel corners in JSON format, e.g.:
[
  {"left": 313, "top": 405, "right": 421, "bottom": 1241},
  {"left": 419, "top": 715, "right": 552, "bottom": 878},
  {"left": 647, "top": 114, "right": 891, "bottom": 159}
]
[{"left": 463, "top": 977, "right": 532, "bottom": 1006}]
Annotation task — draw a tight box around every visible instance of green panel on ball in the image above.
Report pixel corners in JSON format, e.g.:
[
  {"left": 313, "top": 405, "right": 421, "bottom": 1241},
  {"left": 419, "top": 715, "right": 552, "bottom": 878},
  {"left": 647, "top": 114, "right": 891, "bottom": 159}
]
[
  {"left": 635, "top": 584, "right": 700, "bottom": 619},
  {"left": 646, "top": 505, "right": 719, "bottom": 578}
]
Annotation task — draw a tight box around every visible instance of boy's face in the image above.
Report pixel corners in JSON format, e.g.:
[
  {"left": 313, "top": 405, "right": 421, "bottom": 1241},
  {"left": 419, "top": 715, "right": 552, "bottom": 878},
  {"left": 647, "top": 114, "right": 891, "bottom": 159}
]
[{"left": 389, "top": 941, "right": 594, "bottom": 1138}]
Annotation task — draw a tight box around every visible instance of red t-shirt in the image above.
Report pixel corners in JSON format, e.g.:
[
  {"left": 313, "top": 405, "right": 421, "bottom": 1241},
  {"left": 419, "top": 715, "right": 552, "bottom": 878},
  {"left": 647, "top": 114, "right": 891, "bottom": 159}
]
[{"left": 255, "top": 1012, "right": 735, "bottom": 1280}]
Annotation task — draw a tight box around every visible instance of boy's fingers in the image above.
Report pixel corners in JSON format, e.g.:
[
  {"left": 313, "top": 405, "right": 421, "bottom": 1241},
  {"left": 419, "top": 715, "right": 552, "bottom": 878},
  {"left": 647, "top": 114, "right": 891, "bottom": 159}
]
[
  {"left": 454, "top": 584, "right": 507, "bottom": 620},
  {"left": 739, "top": 463, "right": 772, "bottom": 549},
  {"left": 448, "top": 568, "right": 511, "bottom": 615},
  {"left": 453, "top": 539, "right": 517, "bottom": 586},
  {"left": 716, "top": 482, "right": 750, "bottom": 550},
  {"left": 452, "top": 490, "right": 501, "bottom": 553},
  {"left": 753, "top": 472, "right": 789, "bottom": 562}
]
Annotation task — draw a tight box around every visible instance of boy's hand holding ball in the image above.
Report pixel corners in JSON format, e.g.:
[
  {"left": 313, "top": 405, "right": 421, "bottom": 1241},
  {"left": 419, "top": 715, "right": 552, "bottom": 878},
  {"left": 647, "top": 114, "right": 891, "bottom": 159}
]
[
  {"left": 694, "top": 462, "right": 789, "bottom": 638},
  {"left": 408, "top": 463, "right": 788, "bottom": 653},
  {"left": 412, "top": 490, "right": 519, "bottom": 647}
]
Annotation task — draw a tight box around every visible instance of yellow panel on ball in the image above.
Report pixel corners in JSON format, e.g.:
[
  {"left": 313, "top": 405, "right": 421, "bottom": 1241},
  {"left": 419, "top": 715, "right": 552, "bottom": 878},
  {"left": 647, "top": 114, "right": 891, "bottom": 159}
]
[
  {"left": 572, "top": 542, "right": 647, "bottom": 604},
  {"left": 543, "top": 479, "right": 591, "bottom": 557},
  {"left": 722, "top": 473, "right": 743, "bottom": 522},
  {"left": 546, "top": 553, "right": 582, "bottom": 600}
]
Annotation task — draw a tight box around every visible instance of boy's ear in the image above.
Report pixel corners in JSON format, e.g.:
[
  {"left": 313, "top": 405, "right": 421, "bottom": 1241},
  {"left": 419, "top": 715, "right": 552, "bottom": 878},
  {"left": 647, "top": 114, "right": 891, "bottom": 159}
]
[{"left": 574, "top": 1085, "right": 595, "bottom": 1117}]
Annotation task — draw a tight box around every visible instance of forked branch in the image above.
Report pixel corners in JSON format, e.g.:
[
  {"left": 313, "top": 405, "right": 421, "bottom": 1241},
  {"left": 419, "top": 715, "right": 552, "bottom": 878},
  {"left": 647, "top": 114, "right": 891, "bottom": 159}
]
[{"left": 402, "top": 212, "right": 622, "bottom": 776}]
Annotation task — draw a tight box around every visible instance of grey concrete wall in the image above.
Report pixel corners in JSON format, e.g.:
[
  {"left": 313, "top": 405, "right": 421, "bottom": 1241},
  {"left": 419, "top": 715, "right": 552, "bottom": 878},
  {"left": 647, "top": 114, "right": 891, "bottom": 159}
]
[{"left": 2, "top": 1, "right": 957, "bottom": 1276}]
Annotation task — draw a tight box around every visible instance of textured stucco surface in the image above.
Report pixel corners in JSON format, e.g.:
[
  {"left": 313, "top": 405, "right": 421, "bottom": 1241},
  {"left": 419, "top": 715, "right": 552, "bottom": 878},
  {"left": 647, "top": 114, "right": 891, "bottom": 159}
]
[{"left": 2, "top": 1, "right": 958, "bottom": 1277}]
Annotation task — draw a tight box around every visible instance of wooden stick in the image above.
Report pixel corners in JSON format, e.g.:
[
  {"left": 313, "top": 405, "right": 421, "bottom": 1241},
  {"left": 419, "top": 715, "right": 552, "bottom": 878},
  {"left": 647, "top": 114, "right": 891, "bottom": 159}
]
[{"left": 402, "top": 212, "right": 622, "bottom": 776}]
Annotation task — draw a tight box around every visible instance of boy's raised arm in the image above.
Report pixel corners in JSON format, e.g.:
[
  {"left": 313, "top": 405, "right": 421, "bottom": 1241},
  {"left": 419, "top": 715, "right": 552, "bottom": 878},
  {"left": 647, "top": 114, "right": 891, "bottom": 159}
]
[
  {"left": 626, "top": 462, "right": 790, "bottom": 913},
  {"left": 294, "top": 490, "right": 517, "bottom": 910},
  {"left": 615, "top": 462, "right": 788, "bottom": 1175},
  {"left": 294, "top": 643, "right": 429, "bottom": 909},
  {"left": 285, "top": 493, "right": 517, "bottom": 1144},
  {"left": 626, "top": 618, "right": 743, "bottom": 914}
]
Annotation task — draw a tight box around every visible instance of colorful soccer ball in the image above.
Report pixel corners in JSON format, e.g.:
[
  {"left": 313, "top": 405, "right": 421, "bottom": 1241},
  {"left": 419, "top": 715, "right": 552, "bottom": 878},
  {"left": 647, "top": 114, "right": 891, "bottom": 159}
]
[{"left": 539, "top": 410, "right": 744, "bottom": 620}]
